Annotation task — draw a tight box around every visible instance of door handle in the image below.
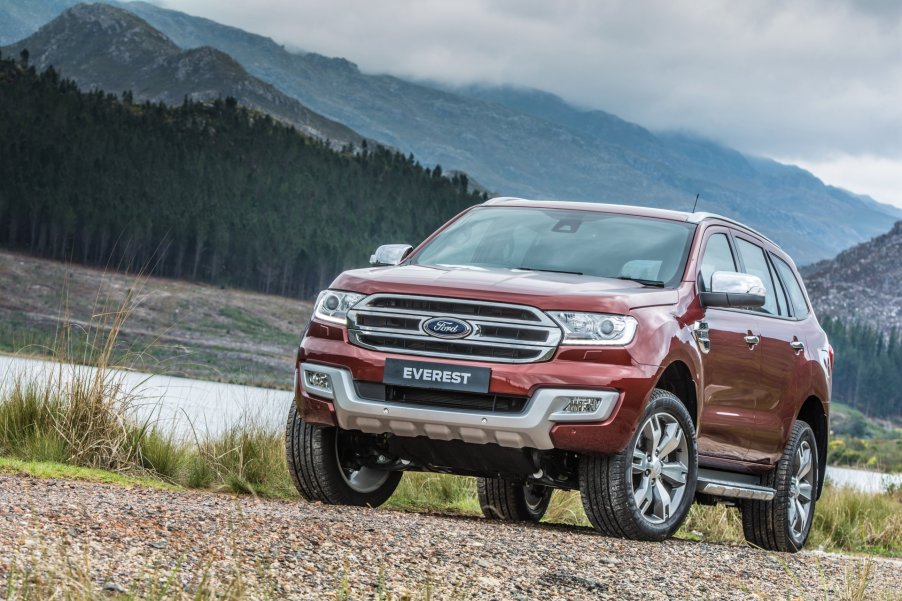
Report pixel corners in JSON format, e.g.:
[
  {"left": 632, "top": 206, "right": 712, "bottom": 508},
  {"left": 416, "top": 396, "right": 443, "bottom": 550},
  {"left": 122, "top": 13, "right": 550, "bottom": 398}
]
[
  {"left": 790, "top": 340, "right": 805, "bottom": 351},
  {"left": 744, "top": 335, "right": 760, "bottom": 345}
]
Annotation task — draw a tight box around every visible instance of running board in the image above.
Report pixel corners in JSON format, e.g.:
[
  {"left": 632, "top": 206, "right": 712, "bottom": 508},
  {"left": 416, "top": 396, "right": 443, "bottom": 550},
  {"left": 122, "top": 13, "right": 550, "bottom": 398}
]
[{"left": 696, "top": 469, "right": 775, "bottom": 501}]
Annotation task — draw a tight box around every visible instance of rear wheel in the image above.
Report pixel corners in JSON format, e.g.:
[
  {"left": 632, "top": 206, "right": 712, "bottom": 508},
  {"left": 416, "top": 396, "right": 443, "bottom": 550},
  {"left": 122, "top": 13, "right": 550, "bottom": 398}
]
[
  {"left": 477, "top": 477, "right": 552, "bottom": 522},
  {"left": 741, "top": 421, "right": 818, "bottom": 552},
  {"left": 285, "top": 404, "right": 401, "bottom": 507},
  {"left": 579, "top": 389, "right": 698, "bottom": 540}
]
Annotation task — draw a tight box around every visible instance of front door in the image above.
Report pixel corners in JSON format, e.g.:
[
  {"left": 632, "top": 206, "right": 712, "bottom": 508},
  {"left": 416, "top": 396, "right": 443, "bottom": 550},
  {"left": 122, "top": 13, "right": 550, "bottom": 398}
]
[{"left": 695, "top": 229, "right": 762, "bottom": 462}]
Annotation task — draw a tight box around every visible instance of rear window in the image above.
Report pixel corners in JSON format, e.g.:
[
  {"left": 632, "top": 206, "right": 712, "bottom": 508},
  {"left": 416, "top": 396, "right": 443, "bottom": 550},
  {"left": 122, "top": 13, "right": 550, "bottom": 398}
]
[{"left": 771, "top": 254, "right": 810, "bottom": 319}]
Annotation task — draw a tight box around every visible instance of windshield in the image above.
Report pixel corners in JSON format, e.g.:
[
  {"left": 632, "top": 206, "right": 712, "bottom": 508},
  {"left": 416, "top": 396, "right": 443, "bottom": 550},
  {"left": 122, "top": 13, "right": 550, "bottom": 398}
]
[{"left": 411, "top": 207, "right": 696, "bottom": 287}]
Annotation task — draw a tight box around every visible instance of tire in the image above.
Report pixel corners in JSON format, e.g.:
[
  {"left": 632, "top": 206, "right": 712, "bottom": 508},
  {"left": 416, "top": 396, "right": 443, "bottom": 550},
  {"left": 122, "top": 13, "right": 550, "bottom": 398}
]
[
  {"left": 477, "top": 477, "right": 552, "bottom": 522},
  {"left": 740, "top": 421, "right": 818, "bottom": 552},
  {"left": 579, "top": 389, "right": 698, "bottom": 541},
  {"left": 285, "top": 404, "right": 401, "bottom": 507}
]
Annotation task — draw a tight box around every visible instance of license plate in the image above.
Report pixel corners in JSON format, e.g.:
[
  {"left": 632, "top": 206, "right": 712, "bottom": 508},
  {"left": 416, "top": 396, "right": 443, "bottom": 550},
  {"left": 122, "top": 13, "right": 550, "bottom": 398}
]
[{"left": 383, "top": 358, "right": 490, "bottom": 393}]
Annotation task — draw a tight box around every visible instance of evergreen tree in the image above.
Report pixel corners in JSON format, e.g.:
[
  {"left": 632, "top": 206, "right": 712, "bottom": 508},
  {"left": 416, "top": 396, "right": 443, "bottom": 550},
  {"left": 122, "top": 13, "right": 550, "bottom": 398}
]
[{"left": 0, "top": 56, "right": 486, "bottom": 297}]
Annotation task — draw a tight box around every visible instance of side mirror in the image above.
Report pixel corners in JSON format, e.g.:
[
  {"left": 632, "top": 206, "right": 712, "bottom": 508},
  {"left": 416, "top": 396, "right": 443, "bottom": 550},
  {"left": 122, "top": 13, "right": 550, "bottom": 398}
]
[
  {"left": 700, "top": 271, "right": 766, "bottom": 308},
  {"left": 370, "top": 244, "right": 413, "bottom": 266}
]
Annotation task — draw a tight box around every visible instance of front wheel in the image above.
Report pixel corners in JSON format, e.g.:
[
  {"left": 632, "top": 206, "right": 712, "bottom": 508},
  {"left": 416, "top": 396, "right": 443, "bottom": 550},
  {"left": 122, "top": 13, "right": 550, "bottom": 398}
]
[
  {"left": 741, "top": 421, "right": 818, "bottom": 552},
  {"left": 580, "top": 389, "right": 698, "bottom": 540},
  {"left": 285, "top": 404, "right": 401, "bottom": 507},
  {"left": 477, "top": 477, "right": 552, "bottom": 522}
]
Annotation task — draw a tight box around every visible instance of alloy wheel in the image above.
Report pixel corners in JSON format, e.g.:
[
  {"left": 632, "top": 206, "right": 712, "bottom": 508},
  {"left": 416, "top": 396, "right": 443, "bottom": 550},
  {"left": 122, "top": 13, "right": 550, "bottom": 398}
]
[
  {"left": 630, "top": 412, "right": 690, "bottom": 524},
  {"left": 788, "top": 439, "right": 815, "bottom": 540}
]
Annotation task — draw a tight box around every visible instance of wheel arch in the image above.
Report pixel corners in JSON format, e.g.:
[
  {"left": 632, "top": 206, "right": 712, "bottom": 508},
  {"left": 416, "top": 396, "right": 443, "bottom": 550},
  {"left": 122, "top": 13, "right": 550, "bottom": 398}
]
[
  {"left": 654, "top": 360, "right": 699, "bottom": 430},
  {"left": 797, "top": 395, "right": 828, "bottom": 499}
]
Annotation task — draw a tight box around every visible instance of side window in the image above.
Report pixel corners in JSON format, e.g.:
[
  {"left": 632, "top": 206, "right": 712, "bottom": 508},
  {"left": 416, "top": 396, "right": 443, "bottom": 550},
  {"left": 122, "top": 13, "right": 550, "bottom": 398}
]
[
  {"left": 767, "top": 258, "right": 789, "bottom": 317},
  {"left": 734, "top": 238, "right": 779, "bottom": 316},
  {"left": 772, "top": 254, "right": 810, "bottom": 319},
  {"left": 698, "top": 233, "right": 736, "bottom": 292}
]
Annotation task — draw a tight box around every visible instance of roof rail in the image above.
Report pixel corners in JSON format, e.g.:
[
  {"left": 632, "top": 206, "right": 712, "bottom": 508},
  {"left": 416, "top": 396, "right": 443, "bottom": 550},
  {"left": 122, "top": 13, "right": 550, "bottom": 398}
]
[{"left": 688, "top": 212, "right": 778, "bottom": 247}]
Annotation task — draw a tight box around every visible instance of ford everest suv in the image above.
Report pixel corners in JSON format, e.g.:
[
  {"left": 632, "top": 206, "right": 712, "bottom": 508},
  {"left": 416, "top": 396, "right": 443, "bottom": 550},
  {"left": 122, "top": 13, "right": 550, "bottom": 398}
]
[{"left": 287, "top": 198, "right": 832, "bottom": 552}]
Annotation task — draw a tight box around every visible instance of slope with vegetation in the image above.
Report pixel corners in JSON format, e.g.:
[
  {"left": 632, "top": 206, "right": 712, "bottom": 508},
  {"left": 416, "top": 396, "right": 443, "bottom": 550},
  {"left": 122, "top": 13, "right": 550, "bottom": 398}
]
[
  {"left": 0, "top": 54, "right": 485, "bottom": 297},
  {"left": 0, "top": 249, "right": 308, "bottom": 388},
  {"left": 821, "top": 317, "right": 902, "bottom": 420}
]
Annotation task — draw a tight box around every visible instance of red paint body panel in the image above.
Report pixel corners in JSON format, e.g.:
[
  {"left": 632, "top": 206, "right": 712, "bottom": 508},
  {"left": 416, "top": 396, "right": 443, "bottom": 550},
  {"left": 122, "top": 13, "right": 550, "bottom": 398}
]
[{"left": 295, "top": 201, "right": 831, "bottom": 474}]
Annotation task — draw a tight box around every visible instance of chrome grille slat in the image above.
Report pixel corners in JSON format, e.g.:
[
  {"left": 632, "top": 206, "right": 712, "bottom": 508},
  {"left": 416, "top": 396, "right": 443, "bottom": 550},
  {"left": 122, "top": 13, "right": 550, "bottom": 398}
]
[
  {"left": 366, "top": 296, "right": 543, "bottom": 322},
  {"left": 348, "top": 294, "right": 561, "bottom": 364}
]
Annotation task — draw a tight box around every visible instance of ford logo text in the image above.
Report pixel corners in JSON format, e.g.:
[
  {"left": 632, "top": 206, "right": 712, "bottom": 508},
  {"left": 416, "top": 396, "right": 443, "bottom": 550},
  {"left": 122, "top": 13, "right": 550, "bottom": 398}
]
[{"left": 422, "top": 317, "right": 472, "bottom": 339}]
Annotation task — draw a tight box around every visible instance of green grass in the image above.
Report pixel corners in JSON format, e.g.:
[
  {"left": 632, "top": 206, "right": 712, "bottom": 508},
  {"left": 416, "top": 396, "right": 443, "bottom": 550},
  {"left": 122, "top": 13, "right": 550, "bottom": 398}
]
[
  {"left": 0, "top": 373, "right": 292, "bottom": 497},
  {"left": 0, "top": 456, "right": 177, "bottom": 489}
]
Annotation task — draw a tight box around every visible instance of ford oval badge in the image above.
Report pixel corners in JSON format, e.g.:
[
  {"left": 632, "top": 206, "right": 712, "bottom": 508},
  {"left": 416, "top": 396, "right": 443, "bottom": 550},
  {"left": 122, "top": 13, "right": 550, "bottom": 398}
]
[{"left": 423, "top": 317, "right": 472, "bottom": 339}]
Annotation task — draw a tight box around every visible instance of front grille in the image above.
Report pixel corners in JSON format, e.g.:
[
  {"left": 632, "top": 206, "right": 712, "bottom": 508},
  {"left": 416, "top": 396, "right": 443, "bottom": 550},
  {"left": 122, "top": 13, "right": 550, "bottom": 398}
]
[
  {"left": 355, "top": 381, "right": 528, "bottom": 413},
  {"left": 347, "top": 294, "right": 561, "bottom": 364},
  {"left": 367, "top": 296, "right": 541, "bottom": 322},
  {"left": 354, "top": 333, "right": 547, "bottom": 361}
]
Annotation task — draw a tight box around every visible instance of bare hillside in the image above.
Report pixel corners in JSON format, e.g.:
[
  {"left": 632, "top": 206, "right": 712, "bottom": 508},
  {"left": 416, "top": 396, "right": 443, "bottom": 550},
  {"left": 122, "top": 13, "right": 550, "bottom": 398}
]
[{"left": 0, "top": 250, "right": 310, "bottom": 388}]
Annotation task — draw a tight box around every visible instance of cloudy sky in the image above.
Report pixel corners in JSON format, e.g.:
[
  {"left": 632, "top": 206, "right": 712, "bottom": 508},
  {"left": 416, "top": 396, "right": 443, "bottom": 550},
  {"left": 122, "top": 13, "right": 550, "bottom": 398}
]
[{"left": 160, "top": 0, "right": 901, "bottom": 207}]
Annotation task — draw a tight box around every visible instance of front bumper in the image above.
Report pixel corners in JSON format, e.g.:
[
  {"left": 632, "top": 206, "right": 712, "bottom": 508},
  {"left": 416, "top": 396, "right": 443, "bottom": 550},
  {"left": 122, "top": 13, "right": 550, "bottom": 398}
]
[
  {"left": 295, "top": 326, "right": 663, "bottom": 455},
  {"left": 300, "top": 362, "right": 620, "bottom": 450}
]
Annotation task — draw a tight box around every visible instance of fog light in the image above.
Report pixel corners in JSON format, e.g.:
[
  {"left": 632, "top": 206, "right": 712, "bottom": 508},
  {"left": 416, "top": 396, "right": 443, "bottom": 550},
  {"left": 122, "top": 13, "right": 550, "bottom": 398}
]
[
  {"left": 561, "top": 396, "right": 603, "bottom": 414},
  {"left": 304, "top": 370, "right": 332, "bottom": 391},
  {"left": 546, "top": 389, "right": 619, "bottom": 422}
]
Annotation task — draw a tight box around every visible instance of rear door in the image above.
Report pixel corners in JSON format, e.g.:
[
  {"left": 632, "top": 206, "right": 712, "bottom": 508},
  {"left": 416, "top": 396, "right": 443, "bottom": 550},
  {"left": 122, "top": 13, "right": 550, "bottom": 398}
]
[{"left": 731, "top": 235, "right": 805, "bottom": 463}]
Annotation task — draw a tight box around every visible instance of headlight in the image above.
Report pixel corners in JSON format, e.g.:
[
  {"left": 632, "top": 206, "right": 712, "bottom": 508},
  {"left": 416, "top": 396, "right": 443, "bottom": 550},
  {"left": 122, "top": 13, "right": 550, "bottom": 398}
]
[
  {"left": 313, "top": 290, "right": 365, "bottom": 325},
  {"left": 547, "top": 312, "right": 637, "bottom": 346}
]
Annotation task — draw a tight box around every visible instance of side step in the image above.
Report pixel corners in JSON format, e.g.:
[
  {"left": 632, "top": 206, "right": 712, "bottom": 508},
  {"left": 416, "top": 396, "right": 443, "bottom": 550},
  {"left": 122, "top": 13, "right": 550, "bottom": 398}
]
[{"left": 696, "top": 468, "right": 775, "bottom": 501}]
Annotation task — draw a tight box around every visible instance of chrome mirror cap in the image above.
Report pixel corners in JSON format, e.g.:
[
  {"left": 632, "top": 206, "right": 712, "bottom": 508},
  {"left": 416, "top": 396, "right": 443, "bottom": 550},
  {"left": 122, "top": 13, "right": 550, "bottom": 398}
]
[
  {"left": 701, "top": 271, "right": 767, "bottom": 308},
  {"left": 370, "top": 244, "right": 413, "bottom": 266},
  {"left": 711, "top": 271, "right": 766, "bottom": 296}
]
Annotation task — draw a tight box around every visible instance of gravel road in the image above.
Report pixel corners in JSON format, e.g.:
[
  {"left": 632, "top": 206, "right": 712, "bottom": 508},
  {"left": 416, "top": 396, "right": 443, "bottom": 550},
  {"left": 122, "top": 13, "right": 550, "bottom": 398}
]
[{"left": 0, "top": 474, "right": 898, "bottom": 600}]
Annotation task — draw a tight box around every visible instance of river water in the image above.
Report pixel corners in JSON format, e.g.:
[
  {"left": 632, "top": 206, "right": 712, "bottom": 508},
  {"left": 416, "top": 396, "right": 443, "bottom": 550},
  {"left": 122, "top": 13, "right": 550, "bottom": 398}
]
[
  {"left": 0, "top": 354, "right": 292, "bottom": 439},
  {"left": 1, "top": 354, "right": 899, "bottom": 493}
]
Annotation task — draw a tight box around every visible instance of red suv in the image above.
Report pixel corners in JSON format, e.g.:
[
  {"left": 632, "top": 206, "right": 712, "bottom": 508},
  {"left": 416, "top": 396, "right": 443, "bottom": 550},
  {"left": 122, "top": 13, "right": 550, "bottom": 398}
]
[{"left": 286, "top": 198, "right": 832, "bottom": 552}]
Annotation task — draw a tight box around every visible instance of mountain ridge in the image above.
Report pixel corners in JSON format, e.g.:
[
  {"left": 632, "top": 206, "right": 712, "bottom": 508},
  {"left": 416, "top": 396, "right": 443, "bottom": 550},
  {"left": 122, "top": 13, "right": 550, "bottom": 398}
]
[
  {"left": 802, "top": 221, "right": 902, "bottom": 332},
  {"left": 1, "top": 3, "right": 365, "bottom": 147}
]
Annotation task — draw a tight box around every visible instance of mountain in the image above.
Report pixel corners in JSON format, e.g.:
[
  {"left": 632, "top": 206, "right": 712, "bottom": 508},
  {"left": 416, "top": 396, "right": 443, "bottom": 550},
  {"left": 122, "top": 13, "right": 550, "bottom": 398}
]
[
  {"left": 1, "top": 4, "right": 363, "bottom": 147},
  {"left": 802, "top": 221, "right": 902, "bottom": 332},
  {"left": 2, "top": 1, "right": 900, "bottom": 264},
  {"left": 0, "top": 0, "right": 79, "bottom": 45}
]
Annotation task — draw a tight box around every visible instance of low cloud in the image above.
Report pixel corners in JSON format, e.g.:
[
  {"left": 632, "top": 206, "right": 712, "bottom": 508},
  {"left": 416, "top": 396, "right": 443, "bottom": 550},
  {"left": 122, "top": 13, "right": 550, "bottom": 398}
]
[{"left": 160, "top": 0, "right": 902, "bottom": 204}]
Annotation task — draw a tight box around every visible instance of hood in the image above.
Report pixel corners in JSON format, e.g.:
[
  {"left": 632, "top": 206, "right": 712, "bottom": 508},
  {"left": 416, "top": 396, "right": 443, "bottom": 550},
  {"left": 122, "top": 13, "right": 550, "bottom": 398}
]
[{"left": 331, "top": 265, "right": 679, "bottom": 313}]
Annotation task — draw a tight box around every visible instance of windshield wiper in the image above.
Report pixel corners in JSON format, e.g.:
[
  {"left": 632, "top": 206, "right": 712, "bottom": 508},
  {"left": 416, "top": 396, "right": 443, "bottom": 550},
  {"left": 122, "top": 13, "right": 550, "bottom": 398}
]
[
  {"left": 617, "top": 276, "right": 665, "bottom": 287},
  {"left": 517, "top": 266, "right": 584, "bottom": 276}
]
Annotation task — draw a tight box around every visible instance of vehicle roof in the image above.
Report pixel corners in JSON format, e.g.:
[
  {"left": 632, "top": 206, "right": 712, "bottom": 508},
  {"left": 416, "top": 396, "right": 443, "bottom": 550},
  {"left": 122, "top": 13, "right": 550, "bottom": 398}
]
[{"left": 481, "top": 197, "right": 780, "bottom": 249}]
